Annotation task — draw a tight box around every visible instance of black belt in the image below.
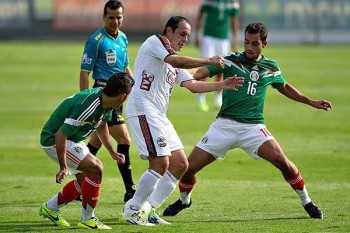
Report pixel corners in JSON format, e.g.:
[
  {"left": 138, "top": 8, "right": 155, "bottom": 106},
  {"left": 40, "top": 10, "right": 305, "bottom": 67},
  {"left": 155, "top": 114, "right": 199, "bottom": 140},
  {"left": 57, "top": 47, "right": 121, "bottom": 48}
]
[{"left": 94, "top": 80, "right": 107, "bottom": 86}]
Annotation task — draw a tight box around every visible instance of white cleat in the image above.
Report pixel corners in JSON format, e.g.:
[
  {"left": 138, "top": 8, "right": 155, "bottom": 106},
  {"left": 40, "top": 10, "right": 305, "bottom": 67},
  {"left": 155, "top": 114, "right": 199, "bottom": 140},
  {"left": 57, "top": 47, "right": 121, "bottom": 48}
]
[
  {"left": 148, "top": 208, "right": 171, "bottom": 225},
  {"left": 125, "top": 212, "right": 155, "bottom": 226}
]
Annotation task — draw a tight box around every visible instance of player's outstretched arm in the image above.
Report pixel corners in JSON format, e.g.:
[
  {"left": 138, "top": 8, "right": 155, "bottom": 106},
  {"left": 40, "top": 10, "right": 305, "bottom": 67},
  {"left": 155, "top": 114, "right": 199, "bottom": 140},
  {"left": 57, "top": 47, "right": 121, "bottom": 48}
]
[
  {"left": 183, "top": 74, "right": 244, "bottom": 93},
  {"left": 277, "top": 83, "right": 332, "bottom": 111},
  {"left": 165, "top": 54, "right": 224, "bottom": 69}
]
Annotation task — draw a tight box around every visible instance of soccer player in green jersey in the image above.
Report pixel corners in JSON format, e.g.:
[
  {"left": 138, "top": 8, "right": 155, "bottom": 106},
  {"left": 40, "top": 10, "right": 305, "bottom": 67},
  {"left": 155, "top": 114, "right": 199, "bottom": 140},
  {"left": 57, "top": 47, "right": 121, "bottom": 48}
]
[
  {"left": 195, "top": 0, "right": 240, "bottom": 111},
  {"left": 164, "top": 22, "right": 332, "bottom": 219},
  {"left": 39, "top": 73, "right": 134, "bottom": 229}
]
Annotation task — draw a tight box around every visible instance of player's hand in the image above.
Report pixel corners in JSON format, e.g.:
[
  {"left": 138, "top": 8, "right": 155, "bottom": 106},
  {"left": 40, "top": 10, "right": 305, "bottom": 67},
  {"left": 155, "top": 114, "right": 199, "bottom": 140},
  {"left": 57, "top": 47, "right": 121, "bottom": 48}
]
[
  {"left": 223, "top": 75, "right": 244, "bottom": 91},
  {"left": 111, "top": 152, "right": 125, "bottom": 164},
  {"left": 311, "top": 100, "right": 332, "bottom": 111},
  {"left": 208, "top": 55, "right": 225, "bottom": 68},
  {"left": 56, "top": 168, "right": 68, "bottom": 184}
]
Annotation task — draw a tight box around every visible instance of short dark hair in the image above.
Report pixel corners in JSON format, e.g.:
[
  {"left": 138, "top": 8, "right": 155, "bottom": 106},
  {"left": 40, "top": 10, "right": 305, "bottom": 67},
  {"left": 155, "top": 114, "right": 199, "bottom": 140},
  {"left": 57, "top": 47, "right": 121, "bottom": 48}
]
[
  {"left": 162, "top": 16, "right": 190, "bottom": 35},
  {"left": 104, "top": 0, "right": 124, "bottom": 16},
  {"left": 103, "top": 72, "right": 134, "bottom": 97},
  {"left": 245, "top": 23, "right": 268, "bottom": 42}
]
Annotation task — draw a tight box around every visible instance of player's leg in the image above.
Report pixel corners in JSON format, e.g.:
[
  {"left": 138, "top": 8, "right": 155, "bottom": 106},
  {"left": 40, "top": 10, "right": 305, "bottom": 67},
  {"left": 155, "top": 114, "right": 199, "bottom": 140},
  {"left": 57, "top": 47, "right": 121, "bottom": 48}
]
[
  {"left": 86, "top": 132, "right": 102, "bottom": 155},
  {"left": 257, "top": 138, "right": 323, "bottom": 219},
  {"left": 123, "top": 115, "right": 169, "bottom": 226},
  {"left": 109, "top": 123, "right": 136, "bottom": 202},
  {"left": 40, "top": 143, "right": 85, "bottom": 227},
  {"left": 214, "top": 73, "right": 223, "bottom": 109},
  {"left": 147, "top": 149, "right": 188, "bottom": 224},
  {"left": 213, "top": 38, "right": 229, "bottom": 109},
  {"left": 163, "top": 146, "right": 216, "bottom": 216},
  {"left": 40, "top": 142, "right": 107, "bottom": 228},
  {"left": 123, "top": 156, "right": 168, "bottom": 226},
  {"left": 75, "top": 153, "right": 112, "bottom": 229},
  {"left": 213, "top": 37, "right": 230, "bottom": 109},
  {"left": 196, "top": 77, "right": 209, "bottom": 112},
  {"left": 163, "top": 118, "right": 234, "bottom": 216},
  {"left": 109, "top": 107, "right": 136, "bottom": 202},
  {"left": 196, "top": 36, "right": 212, "bottom": 112}
]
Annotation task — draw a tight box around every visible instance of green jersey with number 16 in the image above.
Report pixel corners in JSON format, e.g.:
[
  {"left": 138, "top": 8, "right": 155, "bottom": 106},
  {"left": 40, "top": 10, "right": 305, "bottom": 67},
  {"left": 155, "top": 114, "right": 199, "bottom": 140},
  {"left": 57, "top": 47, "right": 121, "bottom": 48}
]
[
  {"left": 207, "top": 52, "right": 286, "bottom": 124},
  {"left": 40, "top": 87, "right": 113, "bottom": 147}
]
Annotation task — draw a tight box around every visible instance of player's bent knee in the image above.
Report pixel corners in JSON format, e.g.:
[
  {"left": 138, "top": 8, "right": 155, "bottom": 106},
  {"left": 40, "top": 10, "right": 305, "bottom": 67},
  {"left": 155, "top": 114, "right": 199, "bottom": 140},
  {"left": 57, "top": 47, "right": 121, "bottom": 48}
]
[
  {"left": 177, "top": 159, "right": 189, "bottom": 174},
  {"left": 88, "top": 159, "right": 104, "bottom": 180}
]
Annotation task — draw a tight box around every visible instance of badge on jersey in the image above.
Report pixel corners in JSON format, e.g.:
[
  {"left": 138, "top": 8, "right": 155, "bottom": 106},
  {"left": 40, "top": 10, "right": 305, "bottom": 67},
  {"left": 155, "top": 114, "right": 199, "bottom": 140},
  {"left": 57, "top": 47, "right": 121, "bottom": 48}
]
[
  {"left": 81, "top": 53, "right": 92, "bottom": 65},
  {"left": 250, "top": 70, "right": 259, "bottom": 81},
  {"left": 105, "top": 51, "right": 116, "bottom": 66},
  {"left": 73, "top": 145, "right": 83, "bottom": 154},
  {"left": 140, "top": 70, "right": 154, "bottom": 91},
  {"left": 157, "top": 136, "right": 167, "bottom": 147}
]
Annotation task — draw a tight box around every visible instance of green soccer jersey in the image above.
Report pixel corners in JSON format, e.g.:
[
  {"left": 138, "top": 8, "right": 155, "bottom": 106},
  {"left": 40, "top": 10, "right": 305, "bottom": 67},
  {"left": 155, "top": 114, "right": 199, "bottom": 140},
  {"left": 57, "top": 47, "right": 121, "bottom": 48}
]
[
  {"left": 207, "top": 52, "right": 286, "bottom": 124},
  {"left": 40, "top": 88, "right": 112, "bottom": 146},
  {"left": 201, "top": 0, "right": 239, "bottom": 39}
]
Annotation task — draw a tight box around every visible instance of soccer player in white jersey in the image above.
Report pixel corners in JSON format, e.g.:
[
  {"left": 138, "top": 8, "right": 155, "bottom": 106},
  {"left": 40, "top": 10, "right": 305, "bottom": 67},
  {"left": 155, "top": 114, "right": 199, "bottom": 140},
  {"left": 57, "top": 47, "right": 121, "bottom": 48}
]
[{"left": 122, "top": 16, "right": 244, "bottom": 226}]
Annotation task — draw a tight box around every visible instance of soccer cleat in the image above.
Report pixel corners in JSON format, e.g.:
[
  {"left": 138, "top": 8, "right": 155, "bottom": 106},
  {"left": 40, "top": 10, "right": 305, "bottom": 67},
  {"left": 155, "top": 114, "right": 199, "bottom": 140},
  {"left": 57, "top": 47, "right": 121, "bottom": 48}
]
[
  {"left": 39, "top": 202, "right": 70, "bottom": 227},
  {"left": 196, "top": 102, "right": 209, "bottom": 112},
  {"left": 77, "top": 217, "right": 112, "bottom": 230},
  {"left": 163, "top": 199, "right": 192, "bottom": 216},
  {"left": 303, "top": 202, "right": 324, "bottom": 219},
  {"left": 125, "top": 212, "right": 155, "bottom": 226},
  {"left": 74, "top": 195, "right": 82, "bottom": 202},
  {"left": 123, "top": 191, "right": 135, "bottom": 203},
  {"left": 148, "top": 208, "right": 171, "bottom": 225}
]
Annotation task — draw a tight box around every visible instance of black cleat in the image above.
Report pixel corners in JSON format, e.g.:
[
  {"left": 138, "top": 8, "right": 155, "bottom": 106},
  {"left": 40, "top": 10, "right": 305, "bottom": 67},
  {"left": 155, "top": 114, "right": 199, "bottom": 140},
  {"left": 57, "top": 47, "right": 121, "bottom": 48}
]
[
  {"left": 123, "top": 191, "right": 135, "bottom": 203},
  {"left": 303, "top": 202, "right": 324, "bottom": 219},
  {"left": 163, "top": 199, "right": 192, "bottom": 216},
  {"left": 74, "top": 195, "right": 82, "bottom": 202}
]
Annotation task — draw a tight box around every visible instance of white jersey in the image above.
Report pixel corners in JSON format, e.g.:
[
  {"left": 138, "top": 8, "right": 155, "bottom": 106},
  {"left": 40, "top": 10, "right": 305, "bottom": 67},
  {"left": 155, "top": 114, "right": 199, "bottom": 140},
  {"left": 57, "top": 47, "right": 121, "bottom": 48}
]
[{"left": 125, "top": 35, "right": 193, "bottom": 118}]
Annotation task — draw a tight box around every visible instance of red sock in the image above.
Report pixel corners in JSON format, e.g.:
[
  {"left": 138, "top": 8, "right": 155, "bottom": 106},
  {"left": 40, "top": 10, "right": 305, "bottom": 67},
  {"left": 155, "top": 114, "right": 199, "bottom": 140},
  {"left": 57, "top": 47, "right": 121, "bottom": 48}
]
[
  {"left": 285, "top": 171, "right": 305, "bottom": 190},
  {"left": 81, "top": 176, "right": 101, "bottom": 209},
  {"left": 179, "top": 180, "right": 196, "bottom": 193},
  {"left": 58, "top": 179, "right": 81, "bottom": 205}
]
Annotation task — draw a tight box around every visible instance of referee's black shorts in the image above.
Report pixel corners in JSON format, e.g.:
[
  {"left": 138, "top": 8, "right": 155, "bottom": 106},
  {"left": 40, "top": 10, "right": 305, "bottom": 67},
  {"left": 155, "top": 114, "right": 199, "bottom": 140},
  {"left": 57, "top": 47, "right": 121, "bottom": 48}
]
[{"left": 93, "top": 80, "right": 125, "bottom": 126}]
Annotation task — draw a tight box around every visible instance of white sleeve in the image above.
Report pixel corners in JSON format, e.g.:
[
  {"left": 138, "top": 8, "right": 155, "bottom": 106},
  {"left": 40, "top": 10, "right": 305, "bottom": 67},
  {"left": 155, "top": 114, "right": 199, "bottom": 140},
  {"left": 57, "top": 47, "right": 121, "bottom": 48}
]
[
  {"left": 176, "top": 69, "right": 194, "bottom": 86},
  {"left": 148, "top": 35, "right": 176, "bottom": 61}
]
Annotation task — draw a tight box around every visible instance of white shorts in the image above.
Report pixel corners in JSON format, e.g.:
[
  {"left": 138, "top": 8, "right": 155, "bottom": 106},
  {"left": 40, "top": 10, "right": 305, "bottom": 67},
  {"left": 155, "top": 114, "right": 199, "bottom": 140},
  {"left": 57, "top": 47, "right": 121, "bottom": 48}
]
[
  {"left": 200, "top": 35, "right": 230, "bottom": 58},
  {"left": 127, "top": 114, "right": 184, "bottom": 159},
  {"left": 196, "top": 118, "right": 274, "bottom": 160},
  {"left": 41, "top": 140, "right": 89, "bottom": 175}
]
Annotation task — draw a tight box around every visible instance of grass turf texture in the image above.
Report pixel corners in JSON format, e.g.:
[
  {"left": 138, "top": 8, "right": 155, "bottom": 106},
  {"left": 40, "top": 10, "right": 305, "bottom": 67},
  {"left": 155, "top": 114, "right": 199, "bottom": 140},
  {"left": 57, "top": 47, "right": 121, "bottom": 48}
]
[{"left": 0, "top": 41, "right": 349, "bottom": 232}]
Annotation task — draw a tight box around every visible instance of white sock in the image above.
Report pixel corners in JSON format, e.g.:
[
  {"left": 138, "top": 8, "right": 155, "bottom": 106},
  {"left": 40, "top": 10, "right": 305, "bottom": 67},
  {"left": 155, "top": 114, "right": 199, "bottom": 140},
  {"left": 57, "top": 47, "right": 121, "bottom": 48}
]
[
  {"left": 197, "top": 93, "right": 206, "bottom": 104},
  {"left": 180, "top": 191, "right": 191, "bottom": 205},
  {"left": 46, "top": 195, "right": 59, "bottom": 211},
  {"left": 215, "top": 92, "right": 222, "bottom": 106},
  {"left": 123, "top": 169, "right": 161, "bottom": 217},
  {"left": 296, "top": 187, "right": 312, "bottom": 206},
  {"left": 82, "top": 203, "right": 95, "bottom": 221},
  {"left": 148, "top": 171, "right": 178, "bottom": 209}
]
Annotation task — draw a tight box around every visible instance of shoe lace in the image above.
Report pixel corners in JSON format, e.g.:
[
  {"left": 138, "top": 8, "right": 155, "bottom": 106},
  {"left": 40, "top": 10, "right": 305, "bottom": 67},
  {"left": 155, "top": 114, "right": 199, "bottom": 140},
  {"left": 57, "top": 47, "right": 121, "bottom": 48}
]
[
  {"left": 148, "top": 208, "right": 157, "bottom": 219},
  {"left": 132, "top": 211, "right": 147, "bottom": 223},
  {"left": 92, "top": 217, "right": 105, "bottom": 226}
]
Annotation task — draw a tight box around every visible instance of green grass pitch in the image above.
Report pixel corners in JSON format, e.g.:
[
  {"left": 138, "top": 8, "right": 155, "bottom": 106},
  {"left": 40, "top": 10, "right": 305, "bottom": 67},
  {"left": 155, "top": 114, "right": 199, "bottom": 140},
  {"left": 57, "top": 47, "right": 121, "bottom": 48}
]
[{"left": 0, "top": 41, "right": 349, "bottom": 232}]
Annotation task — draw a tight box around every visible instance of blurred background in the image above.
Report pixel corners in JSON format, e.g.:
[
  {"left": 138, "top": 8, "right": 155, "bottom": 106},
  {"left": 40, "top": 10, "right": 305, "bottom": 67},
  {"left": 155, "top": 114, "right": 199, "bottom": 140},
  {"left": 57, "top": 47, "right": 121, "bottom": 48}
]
[{"left": 1, "top": 0, "right": 349, "bottom": 44}]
